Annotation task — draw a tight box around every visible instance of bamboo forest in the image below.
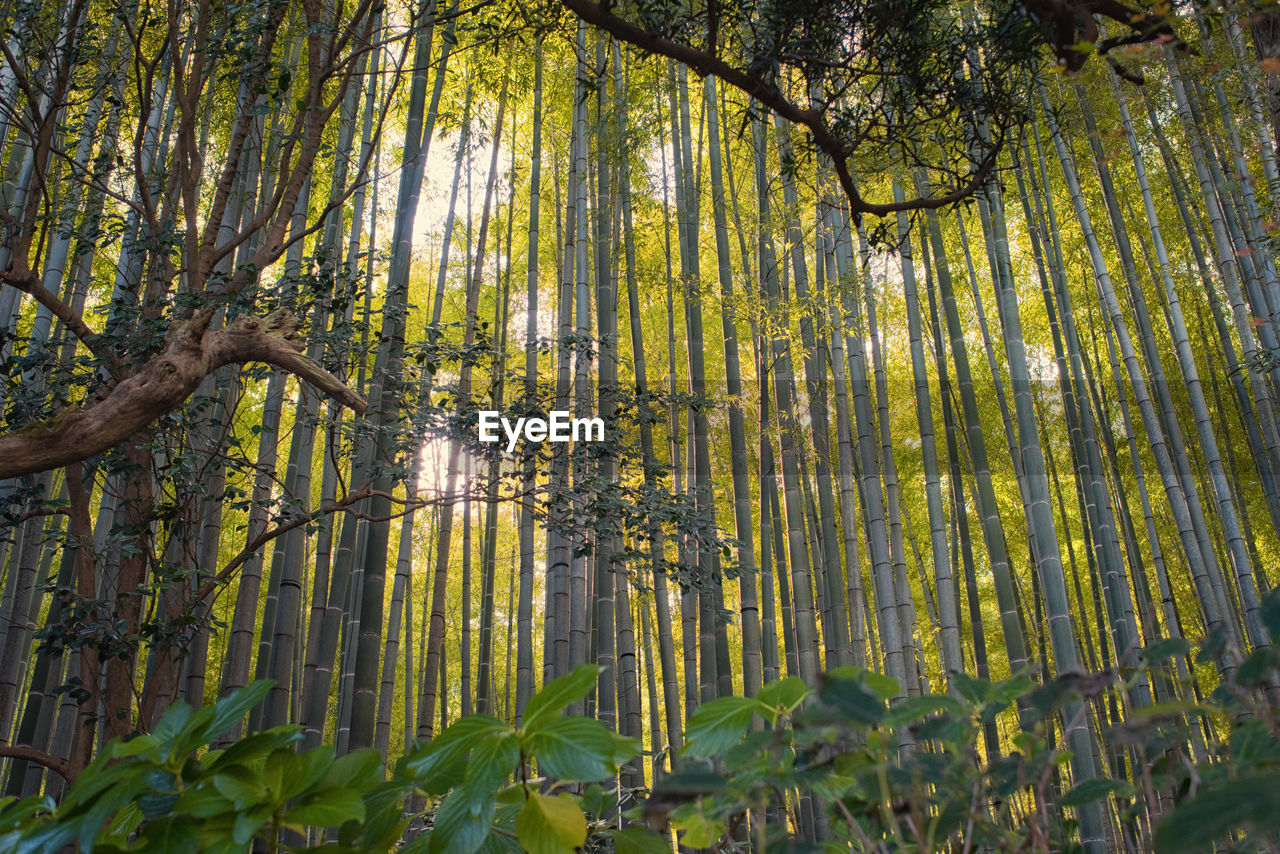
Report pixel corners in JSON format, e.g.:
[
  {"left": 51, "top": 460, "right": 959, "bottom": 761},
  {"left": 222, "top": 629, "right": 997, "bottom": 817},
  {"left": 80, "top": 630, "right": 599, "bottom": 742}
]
[{"left": 4, "top": 0, "right": 1280, "bottom": 849}]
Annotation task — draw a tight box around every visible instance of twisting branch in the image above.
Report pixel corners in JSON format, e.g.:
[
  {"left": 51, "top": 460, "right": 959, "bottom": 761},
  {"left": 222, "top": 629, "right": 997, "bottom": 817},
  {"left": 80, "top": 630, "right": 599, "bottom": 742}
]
[
  {"left": 0, "top": 309, "right": 365, "bottom": 479},
  {"left": 559, "top": 0, "right": 1002, "bottom": 217}
]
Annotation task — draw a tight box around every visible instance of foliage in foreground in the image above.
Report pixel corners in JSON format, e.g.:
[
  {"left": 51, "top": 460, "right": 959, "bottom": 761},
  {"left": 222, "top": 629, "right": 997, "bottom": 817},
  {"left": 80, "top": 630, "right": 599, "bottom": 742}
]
[{"left": 1, "top": 614, "right": 1279, "bottom": 854}]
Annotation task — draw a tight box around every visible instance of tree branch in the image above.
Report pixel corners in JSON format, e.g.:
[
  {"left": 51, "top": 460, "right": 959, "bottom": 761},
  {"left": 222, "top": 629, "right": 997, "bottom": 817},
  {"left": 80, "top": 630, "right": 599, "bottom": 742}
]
[
  {"left": 559, "top": 0, "right": 1001, "bottom": 217},
  {"left": 0, "top": 744, "right": 73, "bottom": 783},
  {"left": 0, "top": 309, "right": 365, "bottom": 479},
  {"left": 0, "top": 268, "right": 116, "bottom": 370}
]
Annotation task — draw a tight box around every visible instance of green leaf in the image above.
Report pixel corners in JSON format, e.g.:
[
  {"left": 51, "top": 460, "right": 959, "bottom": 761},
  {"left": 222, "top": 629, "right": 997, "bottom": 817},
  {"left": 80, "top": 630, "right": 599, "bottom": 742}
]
[
  {"left": 212, "top": 765, "right": 264, "bottom": 808},
  {"left": 754, "top": 677, "right": 808, "bottom": 723},
  {"left": 611, "top": 826, "right": 671, "bottom": 854},
  {"left": 670, "top": 801, "right": 723, "bottom": 848},
  {"left": 282, "top": 746, "right": 335, "bottom": 801},
  {"left": 514, "top": 792, "right": 586, "bottom": 854},
  {"left": 150, "top": 702, "right": 193, "bottom": 750},
  {"left": 175, "top": 783, "right": 233, "bottom": 819},
  {"left": 232, "top": 804, "right": 271, "bottom": 846},
  {"left": 610, "top": 732, "right": 642, "bottom": 768},
  {"left": 864, "top": 671, "right": 901, "bottom": 700},
  {"left": 1060, "top": 777, "right": 1133, "bottom": 807},
  {"left": 951, "top": 671, "right": 990, "bottom": 707},
  {"left": 264, "top": 747, "right": 295, "bottom": 802},
  {"left": 1154, "top": 773, "right": 1280, "bottom": 853},
  {"left": 206, "top": 681, "right": 275, "bottom": 745},
  {"left": 403, "top": 716, "right": 506, "bottom": 794},
  {"left": 520, "top": 665, "right": 602, "bottom": 732},
  {"left": 495, "top": 783, "right": 530, "bottom": 805},
  {"left": 820, "top": 673, "right": 885, "bottom": 726},
  {"left": 682, "top": 697, "right": 757, "bottom": 758},
  {"left": 463, "top": 732, "right": 520, "bottom": 794},
  {"left": 1140, "top": 638, "right": 1191, "bottom": 664},
  {"left": 429, "top": 786, "right": 496, "bottom": 854},
  {"left": 1232, "top": 720, "right": 1280, "bottom": 766},
  {"left": 531, "top": 717, "right": 617, "bottom": 781},
  {"left": 209, "top": 726, "right": 302, "bottom": 770},
  {"left": 1235, "top": 647, "right": 1280, "bottom": 686},
  {"left": 325, "top": 748, "right": 382, "bottom": 790},
  {"left": 286, "top": 786, "right": 367, "bottom": 828},
  {"left": 884, "top": 695, "right": 966, "bottom": 728},
  {"left": 1261, "top": 587, "right": 1280, "bottom": 640}
]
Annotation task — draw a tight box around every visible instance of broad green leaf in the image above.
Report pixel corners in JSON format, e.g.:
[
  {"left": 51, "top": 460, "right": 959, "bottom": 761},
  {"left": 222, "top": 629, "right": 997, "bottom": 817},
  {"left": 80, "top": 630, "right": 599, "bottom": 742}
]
[
  {"left": 1261, "top": 587, "right": 1280, "bottom": 640},
  {"left": 951, "top": 671, "right": 989, "bottom": 707},
  {"left": 232, "top": 804, "right": 271, "bottom": 846},
  {"left": 150, "top": 702, "right": 193, "bottom": 750},
  {"left": 1232, "top": 720, "right": 1280, "bottom": 766},
  {"left": 403, "top": 715, "right": 506, "bottom": 793},
  {"left": 282, "top": 746, "right": 336, "bottom": 801},
  {"left": 530, "top": 717, "right": 617, "bottom": 781},
  {"left": 819, "top": 674, "right": 885, "bottom": 726},
  {"left": 263, "top": 747, "right": 295, "bottom": 803},
  {"left": 864, "top": 672, "right": 901, "bottom": 701},
  {"left": 325, "top": 748, "right": 382, "bottom": 790},
  {"left": 286, "top": 787, "right": 367, "bottom": 828},
  {"left": 212, "top": 765, "right": 264, "bottom": 808},
  {"left": 463, "top": 732, "right": 521, "bottom": 794},
  {"left": 209, "top": 726, "right": 302, "bottom": 770},
  {"left": 520, "top": 665, "right": 602, "bottom": 731},
  {"left": 682, "top": 696, "right": 757, "bottom": 758},
  {"left": 611, "top": 826, "right": 670, "bottom": 854},
  {"left": 430, "top": 785, "right": 497, "bottom": 854},
  {"left": 754, "top": 677, "right": 809, "bottom": 722},
  {"left": 670, "top": 801, "right": 723, "bottom": 848},
  {"left": 206, "top": 681, "right": 275, "bottom": 745},
  {"left": 514, "top": 792, "right": 586, "bottom": 854},
  {"left": 1235, "top": 647, "right": 1280, "bottom": 686},
  {"left": 610, "top": 732, "right": 642, "bottom": 768},
  {"left": 175, "top": 783, "right": 233, "bottom": 819}
]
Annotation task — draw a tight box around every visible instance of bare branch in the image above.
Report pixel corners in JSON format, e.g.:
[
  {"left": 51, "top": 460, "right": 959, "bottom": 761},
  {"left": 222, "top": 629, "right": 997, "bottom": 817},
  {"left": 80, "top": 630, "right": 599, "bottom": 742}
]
[
  {"left": 0, "top": 268, "right": 116, "bottom": 370},
  {"left": 0, "top": 744, "right": 73, "bottom": 783}
]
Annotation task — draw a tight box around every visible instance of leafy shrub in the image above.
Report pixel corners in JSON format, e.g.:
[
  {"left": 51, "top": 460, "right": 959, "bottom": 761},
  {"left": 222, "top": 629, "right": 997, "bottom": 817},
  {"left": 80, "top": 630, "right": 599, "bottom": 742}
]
[{"left": 3, "top": 607, "right": 1279, "bottom": 853}]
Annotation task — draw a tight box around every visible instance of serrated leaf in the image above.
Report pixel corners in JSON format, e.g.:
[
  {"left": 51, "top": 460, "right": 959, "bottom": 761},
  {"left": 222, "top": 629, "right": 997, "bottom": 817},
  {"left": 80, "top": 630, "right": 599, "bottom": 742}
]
[
  {"left": 670, "top": 802, "right": 723, "bottom": 848},
  {"left": 755, "top": 677, "right": 808, "bottom": 722},
  {"left": 430, "top": 786, "right": 496, "bottom": 854},
  {"left": 819, "top": 673, "right": 885, "bottom": 726},
  {"left": 212, "top": 765, "right": 263, "bottom": 808},
  {"left": 951, "top": 671, "right": 989, "bottom": 706},
  {"left": 514, "top": 792, "right": 586, "bottom": 854},
  {"left": 521, "top": 665, "right": 602, "bottom": 731},
  {"left": 464, "top": 732, "right": 520, "bottom": 794},
  {"left": 286, "top": 786, "right": 366, "bottom": 828},
  {"left": 326, "top": 749, "right": 382, "bottom": 790},
  {"left": 531, "top": 717, "right": 617, "bottom": 781},
  {"left": 404, "top": 716, "right": 507, "bottom": 794},
  {"left": 682, "top": 697, "right": 757, "bottom": 758}
]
